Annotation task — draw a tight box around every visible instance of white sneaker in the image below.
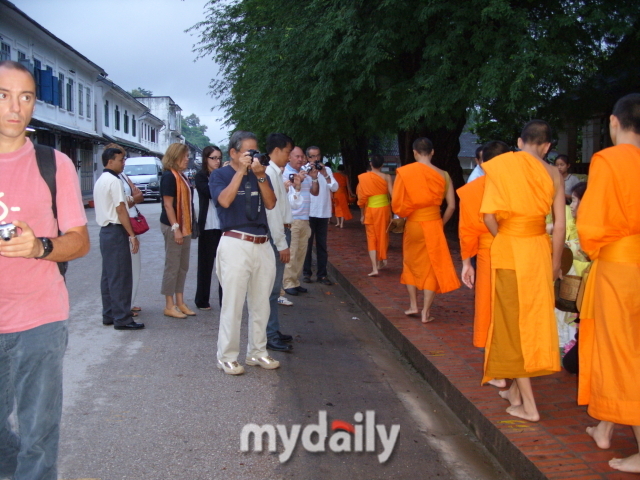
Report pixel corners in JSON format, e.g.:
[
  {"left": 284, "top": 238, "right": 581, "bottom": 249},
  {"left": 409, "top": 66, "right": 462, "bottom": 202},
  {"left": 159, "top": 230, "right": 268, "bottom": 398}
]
[
  {"left": 217, "top": 360, "right": 245, "bottom": 375},
  {"left": 278, "top": 296, "right": 293, "bottom": 306},
  {"left": 246, "top": 355, "right": 280, "bottom": 370}
]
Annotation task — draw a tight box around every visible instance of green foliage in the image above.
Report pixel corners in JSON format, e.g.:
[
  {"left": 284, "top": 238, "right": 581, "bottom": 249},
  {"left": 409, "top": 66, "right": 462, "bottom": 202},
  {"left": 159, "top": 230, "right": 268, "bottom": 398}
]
[
  {"left": 182, "top": 113, "right": 212, "bottom": 150},
  {"left": 130, "top": 87, "right": 153, "bottom": 98}
]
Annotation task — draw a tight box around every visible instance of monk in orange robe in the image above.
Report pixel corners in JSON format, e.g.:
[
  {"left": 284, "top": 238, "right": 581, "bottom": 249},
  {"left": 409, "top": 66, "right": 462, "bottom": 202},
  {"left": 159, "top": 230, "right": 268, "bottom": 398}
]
[
  {"left": 333, "top": 165, "right": 353, "bottom": 227},
  {"left": 357, "top": 154, "right": 393, "bottom": 276},
  {"left": 577, "top": 93, "right": 640, "bottom": 474},
  {"left": 458, "top": 141, "right": 510, "bottom": 350},
  {"left": 392, "top": 137, "right": 460, "bottom": 324},
  {"left": 480, "top": 120, "right": 565, "bottom": 422}
]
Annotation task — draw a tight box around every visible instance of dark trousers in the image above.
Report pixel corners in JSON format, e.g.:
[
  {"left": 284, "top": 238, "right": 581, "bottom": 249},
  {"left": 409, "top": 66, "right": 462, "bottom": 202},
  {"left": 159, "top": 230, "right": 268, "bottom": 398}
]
[
  {"left": 267, "top": 228, "right": 291, "bottom": 339},
  {"left": 100, "top": 224, "right": 133, "bottom": 327},
  {"left": 195, "top": 228, "right": 223, "bottom": 309},
  {"left": 303, "top": 217, "right": 329, "bottom": 279}
]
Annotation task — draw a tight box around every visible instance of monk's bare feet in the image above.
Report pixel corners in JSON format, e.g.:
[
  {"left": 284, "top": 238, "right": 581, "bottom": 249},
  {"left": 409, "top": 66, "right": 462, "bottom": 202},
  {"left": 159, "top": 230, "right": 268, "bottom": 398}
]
[
  {"left": 487, "top": 379, "right": 507, "bottom": 388},
  {"left": 506, "top": 405, "right": 540, "bottom": 422},
  {"left": 498, "top": 388, "right": 522, "bottom": 407},
  {"left": 404, "top": 308, "right": 419, "bottom": 316},
  {"left": 421, "top": 310, "right": 434, "bottom": 324},
  {"left": 378, "top": 259, "right": 387, "bottom": 269},
  {"left": 368, "top": 271, "right": 379, "bottom": 277},
  {"left": 586, "top": 424, "right": 612, "bottom": 449},
  {"left": 609, "top": 453, "right": 640, "bottom": 473}
]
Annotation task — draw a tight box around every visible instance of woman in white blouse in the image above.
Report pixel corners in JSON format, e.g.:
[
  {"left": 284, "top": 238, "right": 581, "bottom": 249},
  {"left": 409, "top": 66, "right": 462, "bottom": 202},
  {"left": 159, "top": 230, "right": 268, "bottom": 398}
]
[{"left": 194, "top": 146, "right": 223, "bottom": 310}]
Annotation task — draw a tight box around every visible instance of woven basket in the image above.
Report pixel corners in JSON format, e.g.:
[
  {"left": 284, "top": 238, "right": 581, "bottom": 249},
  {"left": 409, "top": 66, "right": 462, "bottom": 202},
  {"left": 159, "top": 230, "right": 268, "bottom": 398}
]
[{"left": 559, "top": 275, "right": 582, "bottom": 301}]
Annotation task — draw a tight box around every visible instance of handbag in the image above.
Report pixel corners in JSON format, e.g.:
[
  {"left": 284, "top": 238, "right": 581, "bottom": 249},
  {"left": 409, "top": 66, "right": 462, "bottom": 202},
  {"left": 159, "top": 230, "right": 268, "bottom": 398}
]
[{"left": 131, "top": 207, "right": 150, "bottom": 235}]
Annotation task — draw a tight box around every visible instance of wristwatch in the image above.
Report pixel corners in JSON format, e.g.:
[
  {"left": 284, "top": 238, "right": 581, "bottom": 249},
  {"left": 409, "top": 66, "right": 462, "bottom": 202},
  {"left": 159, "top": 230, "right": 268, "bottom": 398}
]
[
  {"left": 171, "top": 223, "right": 180, "bottom": 232},
  {"left": 36, "top": 237, "right": 53, "bottom": 259},
  {"left": 257, "top": 176, "right": 267, "bottom": 183}
]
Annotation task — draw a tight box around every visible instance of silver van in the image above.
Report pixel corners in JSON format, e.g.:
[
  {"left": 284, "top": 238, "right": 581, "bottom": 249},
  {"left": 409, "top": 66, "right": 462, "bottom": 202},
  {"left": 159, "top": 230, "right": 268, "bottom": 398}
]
[{"left": 124, "top": 157, "right": 163, "bottom": 202}]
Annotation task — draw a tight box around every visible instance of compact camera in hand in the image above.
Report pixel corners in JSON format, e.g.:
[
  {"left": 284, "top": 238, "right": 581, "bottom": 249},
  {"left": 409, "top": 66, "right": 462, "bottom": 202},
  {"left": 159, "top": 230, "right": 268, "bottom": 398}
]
[
  {"left": 0, "top": 223, "right": 18, "bottom": 241},
  {"left": 247, "top": 149, "right": 271, "bottom": 167},
  {"left": 301, "top": 161, "right": 324, "bottom": 172}
]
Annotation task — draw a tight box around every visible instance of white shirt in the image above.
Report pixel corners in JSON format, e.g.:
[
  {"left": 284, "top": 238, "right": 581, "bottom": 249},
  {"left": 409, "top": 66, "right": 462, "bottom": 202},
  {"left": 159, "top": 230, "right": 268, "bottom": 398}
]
[
  {"left": 309, "top": 167, "right": 338, "bottom": 218},
  {"left": 266, "top": 161, "right": 302, "bottom": 251},
  {"left": 94, "top": 170, "right": 126, "bottom": 227},
  {"left": 119, "top": 173, "right": 136, "bottom": 217},
  {"left": 467, "top": 164, "right": 484, "bottom": 183},
  {"left": 204, "top": 199, "right": 220, "bottom": 230}
]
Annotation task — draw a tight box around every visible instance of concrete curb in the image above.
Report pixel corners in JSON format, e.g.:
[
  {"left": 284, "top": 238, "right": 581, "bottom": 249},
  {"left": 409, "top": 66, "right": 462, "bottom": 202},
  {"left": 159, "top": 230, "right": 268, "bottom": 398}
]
[{"left": 328, "top": 260, "right": 547, "bottom": 480}]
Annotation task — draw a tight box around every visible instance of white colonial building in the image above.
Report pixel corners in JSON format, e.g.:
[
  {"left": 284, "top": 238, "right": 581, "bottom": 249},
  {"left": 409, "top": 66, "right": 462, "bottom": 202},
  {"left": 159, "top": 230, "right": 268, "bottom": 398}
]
[{"left": 136, "top": 96, "right": 184, "bottom": 154}]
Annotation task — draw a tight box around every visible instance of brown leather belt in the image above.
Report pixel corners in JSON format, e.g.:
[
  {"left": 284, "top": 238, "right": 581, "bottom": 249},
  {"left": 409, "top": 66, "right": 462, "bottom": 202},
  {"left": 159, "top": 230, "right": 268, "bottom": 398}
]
[
  {"left": 223, "top": 231, "right": 269, "bottom": 244},
  {"left": 284, "top": 224, "right": 291, "bottom": 229}
]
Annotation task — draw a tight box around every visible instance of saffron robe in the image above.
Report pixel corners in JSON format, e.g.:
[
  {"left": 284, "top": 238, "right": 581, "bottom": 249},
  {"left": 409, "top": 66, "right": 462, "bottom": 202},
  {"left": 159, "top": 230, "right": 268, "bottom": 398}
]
[
  {"left": 577, "top": 143, "right": 640, "bottom": 425},
  {"left": 480, "top": 151, "right": 560, "bottom": 383},
  {"left": 357, "top": 172, "right": 391, "bottom": 260},
  {"left": 457, "top": 176, "right": 493, "bottom": 348},
  {"left": 333, "top": 172, "right": 353, "bottom": 220},
  {"left": 392, "top": 162, "right": 460, "bottom": 294}
]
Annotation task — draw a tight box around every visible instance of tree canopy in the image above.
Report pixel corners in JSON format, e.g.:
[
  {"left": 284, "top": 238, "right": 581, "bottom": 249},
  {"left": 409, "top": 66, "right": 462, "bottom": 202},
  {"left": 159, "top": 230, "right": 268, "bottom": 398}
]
[
  {"left": 182, "top": 113, "right": 212, "bottom": 149},
  {"left": 191, "top": 0, "right": 638, "bottom": 187},
  {"left": 130, "top": 87, "right": 153, "bottom": 98}
]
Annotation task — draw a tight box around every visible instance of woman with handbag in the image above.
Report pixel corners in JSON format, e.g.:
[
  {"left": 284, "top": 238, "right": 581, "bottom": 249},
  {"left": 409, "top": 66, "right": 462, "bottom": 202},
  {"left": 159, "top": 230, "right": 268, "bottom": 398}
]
[
  {"left": 194, "top": 146, "right": 224, "bottom": 310},
  {"left": 160, "top": 143, "right": 195, "bottom": 319}
]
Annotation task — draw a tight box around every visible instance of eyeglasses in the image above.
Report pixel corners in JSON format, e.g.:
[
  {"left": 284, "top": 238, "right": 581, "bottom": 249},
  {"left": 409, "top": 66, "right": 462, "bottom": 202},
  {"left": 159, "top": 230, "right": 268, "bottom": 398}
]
[
  {"left": 308, "top": 154, "right": 321, "bottom": 159},
  {"left": 209, "top": 156, "right": 222, "bottom": 161}
]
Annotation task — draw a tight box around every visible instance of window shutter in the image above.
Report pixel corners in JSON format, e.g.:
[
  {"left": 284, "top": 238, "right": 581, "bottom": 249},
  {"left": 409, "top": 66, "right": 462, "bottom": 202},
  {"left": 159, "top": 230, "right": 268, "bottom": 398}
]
[
  {"left": 52, "top": 76, "right": 59, "bottom": 106},
  {"left": 41, "top": 69, "right": 53, "bottom": 104}
]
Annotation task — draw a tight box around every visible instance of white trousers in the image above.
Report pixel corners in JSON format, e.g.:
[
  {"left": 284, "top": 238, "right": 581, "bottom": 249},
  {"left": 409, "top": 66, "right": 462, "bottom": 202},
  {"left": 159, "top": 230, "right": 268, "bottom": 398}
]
[{"left": 215, "top": 235, "right": 276, "bottom": 363}]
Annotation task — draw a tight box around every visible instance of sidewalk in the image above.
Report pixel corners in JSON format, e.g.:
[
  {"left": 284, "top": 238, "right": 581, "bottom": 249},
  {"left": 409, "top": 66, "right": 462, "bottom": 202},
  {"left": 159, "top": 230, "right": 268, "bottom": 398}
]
[{"left": 326, "top": 217, "right": 638, "bottom": 480}]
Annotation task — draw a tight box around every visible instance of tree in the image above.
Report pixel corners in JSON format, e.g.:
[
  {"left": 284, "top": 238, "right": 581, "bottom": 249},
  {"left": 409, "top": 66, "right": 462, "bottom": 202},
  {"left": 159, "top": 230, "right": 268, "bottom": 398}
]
[
  {"left": 191, "top": 0, "right": 638, "bottom": 193},
  {"left": 130, "top": 87, "right": 153, "bottom": 98},
  {"left": 182, "top": 113, "right": 212, "bottom": 150}
]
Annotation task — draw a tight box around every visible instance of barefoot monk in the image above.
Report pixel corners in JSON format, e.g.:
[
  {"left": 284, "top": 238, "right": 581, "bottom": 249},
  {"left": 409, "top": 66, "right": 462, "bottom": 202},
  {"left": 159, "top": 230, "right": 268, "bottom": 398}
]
[
  {"left": 577, "top": 93, "right": 640, "bottom": 474},
  {"left": 357, "top": 154, "right": 393, "bottom": 277},
  {"left": 392, "top": 137, "right": 460, "bottom": 324},
  {"left": 480, "top": 120, "right": 565, "bottom": 422}
]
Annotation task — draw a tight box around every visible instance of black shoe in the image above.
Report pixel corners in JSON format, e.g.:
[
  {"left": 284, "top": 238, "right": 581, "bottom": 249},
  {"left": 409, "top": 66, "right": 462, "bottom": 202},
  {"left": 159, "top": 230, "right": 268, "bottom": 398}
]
[
  {"left": 102, "top": 320, "right": 114, "bottom": 326},
  {"left": 267, "top": 338, "right": 293, "bottom": 352},
  {"left": 302, "top": 276, "right": 313, "bottom": 283},
  {"left": 295, "top": 286, "right": 308, "bottom": 293},
  {"left": 114, "top": 322, "right": 145, "bottom": 330},
  {"left": 284, "top": 288, "right": 299, "bottom": 296},
  {"left": 318, "top": 277, "right": 333, "bottom": 285},
  {"left": 277, "top": 331, "right": 293, "bottom": 342}
]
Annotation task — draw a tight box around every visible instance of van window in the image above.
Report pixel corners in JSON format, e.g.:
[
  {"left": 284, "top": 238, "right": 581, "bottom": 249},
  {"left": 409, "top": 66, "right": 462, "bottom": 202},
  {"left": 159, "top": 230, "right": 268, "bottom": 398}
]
[{"left": 124, "top": 165, "right": 158, "bottom": 176}]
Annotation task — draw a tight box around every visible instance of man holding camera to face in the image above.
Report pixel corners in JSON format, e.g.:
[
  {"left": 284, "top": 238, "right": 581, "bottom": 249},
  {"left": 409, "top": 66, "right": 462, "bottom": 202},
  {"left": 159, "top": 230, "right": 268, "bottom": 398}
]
[{"left": 209, "top": 130, "right": 278, "bottom": 375}]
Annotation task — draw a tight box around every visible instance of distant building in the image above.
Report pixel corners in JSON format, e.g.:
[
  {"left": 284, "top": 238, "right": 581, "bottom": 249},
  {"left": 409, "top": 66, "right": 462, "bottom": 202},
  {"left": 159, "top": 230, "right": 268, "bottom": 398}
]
[{"left": 135, "top": 96, "right": 184, "bottom": 154}]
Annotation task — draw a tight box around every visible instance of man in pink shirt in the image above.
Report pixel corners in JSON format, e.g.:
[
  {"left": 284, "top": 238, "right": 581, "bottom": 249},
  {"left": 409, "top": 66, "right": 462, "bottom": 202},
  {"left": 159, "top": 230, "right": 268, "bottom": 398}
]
[{"left": 0, "top": 61, "right": 89, "bottom": 480}]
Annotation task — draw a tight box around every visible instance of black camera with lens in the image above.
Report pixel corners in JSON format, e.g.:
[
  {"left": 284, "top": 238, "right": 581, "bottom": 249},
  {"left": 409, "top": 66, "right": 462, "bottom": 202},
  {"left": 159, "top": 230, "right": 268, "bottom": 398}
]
[
  {"left": 247, "top": 149, "right": 271, "bottom": 167},
  {"left": 314, "top": 161, "right": 324, "bottom": 171}
]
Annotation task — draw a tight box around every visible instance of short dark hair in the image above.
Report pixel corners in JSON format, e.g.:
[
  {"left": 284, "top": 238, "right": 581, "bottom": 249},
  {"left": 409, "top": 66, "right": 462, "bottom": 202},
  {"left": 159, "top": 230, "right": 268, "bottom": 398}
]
[
  {"left": 337, "top": 164, "right": 345, "bottom": 171},
  {"left": 0, "top": 60, "right": 35, "bottom": 82},
  {"left": 266, "top": 133, "right": 294, "bottom": 155},
  {"left": 571, "top": 181, "right": 587, "bottom": 201},
  {"left": 612, "top": 93, "right": 640, "bottom": 135},
  {"left": 520, "top": 120, "right": 553, "bottom": 145},
  {"left": 200, "top": 145, "right": 222, "bottom": 175},
  {"left": 370, "top": 154, "right": 385, "bottom": 169},
  {"left": 555, "top": 154, "right": 570, "bottom": 166},
  {"left": 306, "top": 145, "right": 321, "bottom": 157},
  {"left": 228, "top": 130, "right": 257, "bottom": 154},
  {"left": 481, "top": 141, "right": 510, "bottom": 163},
  {"left": 475, "top": 145, "right": 483, "bottom": 161},
  {"left": 102, "top": 148, "right": 122, "bottom": 167},
  {"left": 412, "top": 137, "right": 434, "bottom": 155}
]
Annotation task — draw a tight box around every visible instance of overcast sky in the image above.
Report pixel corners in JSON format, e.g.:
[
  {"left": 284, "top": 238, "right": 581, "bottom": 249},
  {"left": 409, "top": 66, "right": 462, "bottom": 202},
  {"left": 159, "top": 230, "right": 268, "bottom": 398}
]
[{"left": 16, "top": 0, "right": 231, "bottom": 145}]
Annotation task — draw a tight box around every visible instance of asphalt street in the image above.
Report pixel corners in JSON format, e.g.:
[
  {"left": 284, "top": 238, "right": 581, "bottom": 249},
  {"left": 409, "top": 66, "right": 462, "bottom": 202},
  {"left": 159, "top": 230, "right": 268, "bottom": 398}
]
[{"left": 57, "top": 200, "right": 510, "bottom": 480}]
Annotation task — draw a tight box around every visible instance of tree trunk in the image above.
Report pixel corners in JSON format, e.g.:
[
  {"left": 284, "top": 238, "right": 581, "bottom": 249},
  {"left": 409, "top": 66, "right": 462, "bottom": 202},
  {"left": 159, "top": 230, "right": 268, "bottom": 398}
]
[{"left": 339, "top": 136, "right": 369, "bottom": 191}]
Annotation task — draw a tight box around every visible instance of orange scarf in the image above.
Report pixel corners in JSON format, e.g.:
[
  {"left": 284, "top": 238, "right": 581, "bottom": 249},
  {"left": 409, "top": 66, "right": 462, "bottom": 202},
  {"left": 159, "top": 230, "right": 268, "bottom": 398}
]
[{"left": 171, "top": 169, "right": 192, "bottom": 236}]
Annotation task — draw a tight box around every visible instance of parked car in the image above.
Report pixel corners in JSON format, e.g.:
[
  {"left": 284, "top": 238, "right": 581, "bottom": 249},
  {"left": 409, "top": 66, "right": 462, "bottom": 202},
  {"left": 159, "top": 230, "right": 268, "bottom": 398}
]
[{"left": 124, "top": 157, "right": 163, "bottom": 202}]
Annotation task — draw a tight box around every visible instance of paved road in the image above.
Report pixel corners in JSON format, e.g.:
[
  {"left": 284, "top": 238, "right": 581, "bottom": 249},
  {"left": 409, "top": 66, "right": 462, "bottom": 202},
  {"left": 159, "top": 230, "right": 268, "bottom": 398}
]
[{"left": 57, "top": 200, "right": 509, "bottom": 480}]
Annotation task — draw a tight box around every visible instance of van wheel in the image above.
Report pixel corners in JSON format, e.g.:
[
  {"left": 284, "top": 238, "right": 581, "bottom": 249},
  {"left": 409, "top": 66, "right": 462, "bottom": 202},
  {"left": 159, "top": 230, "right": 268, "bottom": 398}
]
[{"left": 155, "top": 196, "right": 162, "bottom": 203}]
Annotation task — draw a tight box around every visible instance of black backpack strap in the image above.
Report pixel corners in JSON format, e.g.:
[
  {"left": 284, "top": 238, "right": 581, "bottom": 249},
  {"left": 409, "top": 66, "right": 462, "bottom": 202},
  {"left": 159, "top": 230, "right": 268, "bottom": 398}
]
[
  {"left": 34, "top": 144, "right": 58, "bottom": 220},
  {"left": 34, "top": 144, "right": 68, "bottom": 278}
]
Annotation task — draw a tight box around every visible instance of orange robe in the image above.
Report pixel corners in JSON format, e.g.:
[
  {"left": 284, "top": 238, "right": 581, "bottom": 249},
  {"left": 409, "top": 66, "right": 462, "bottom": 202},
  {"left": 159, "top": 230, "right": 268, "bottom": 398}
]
[
  {"left": 577, "top": 144, "right": 640, "bottom": 425},
  {"left": 392, "top": 163, "right": 460, "bottom": 293},
  {"left": 357, "top": 172, "right": 391, "bottom": 260},
  {"left": 480, "top": 152, "right": 560, "bottom": 383},
  {"left": 333, "top": 172, "right": 353, "bottom": 220},
  {"left": 457, "top": 176, "right": 493, "bottom": 348}
]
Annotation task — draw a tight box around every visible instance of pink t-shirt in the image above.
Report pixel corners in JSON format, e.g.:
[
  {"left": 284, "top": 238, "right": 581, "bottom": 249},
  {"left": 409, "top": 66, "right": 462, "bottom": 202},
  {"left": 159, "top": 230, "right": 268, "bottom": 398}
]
[{"left": 0, "top": 138, "right": 87, "bottom": 333}]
